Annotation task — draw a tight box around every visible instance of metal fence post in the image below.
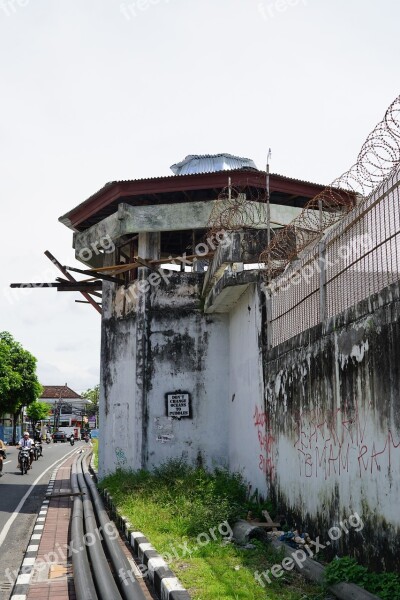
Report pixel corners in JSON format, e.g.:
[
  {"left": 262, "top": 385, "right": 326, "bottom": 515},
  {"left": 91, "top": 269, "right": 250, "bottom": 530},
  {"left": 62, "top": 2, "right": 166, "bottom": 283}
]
[
  {"left": 319, "top": 239, "right": 326, "bottom": 322},
  {"left": 265, "top": 285, "right": 273, "bottom": 350}
]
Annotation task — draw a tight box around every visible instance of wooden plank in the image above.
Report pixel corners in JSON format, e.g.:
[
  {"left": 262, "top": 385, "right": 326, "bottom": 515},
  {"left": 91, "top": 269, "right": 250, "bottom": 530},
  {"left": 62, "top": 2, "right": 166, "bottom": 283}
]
[
  {"left": 262, "top": 509, "right": 278, "bottom": 531},
  {"left": 65, "top": 265, "right": 123, "bottom": 285},
  {"left": 85, "top": 262, "right": 139, "bottom": 273},
  {"left": 45, "top": 251, "right": 102, "bottom": 315},
  {"left": 245, "top": 522, "right": 281, "bottom": 529},
  {"left": 57, "top": 283, "right": 102, "bottom": 292}
]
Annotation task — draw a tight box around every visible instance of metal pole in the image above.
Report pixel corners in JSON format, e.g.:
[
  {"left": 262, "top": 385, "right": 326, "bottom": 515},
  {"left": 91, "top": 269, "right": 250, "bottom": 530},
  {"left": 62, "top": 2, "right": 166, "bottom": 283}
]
[
  {"left": 265, "top": 285, "right": 273, "bottom": 350},
  {"left": 266, "top": 149, "right": 271, "bottom": 247},
  {"left": 318, "top": 199, "right": 326, "bottom": 322}
]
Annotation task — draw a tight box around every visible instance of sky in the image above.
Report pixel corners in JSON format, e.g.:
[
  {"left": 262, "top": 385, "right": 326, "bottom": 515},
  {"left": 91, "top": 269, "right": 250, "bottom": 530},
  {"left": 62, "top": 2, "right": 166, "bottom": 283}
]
[{"left": 0, "top": 0, "right": 399, "bottom": 393}]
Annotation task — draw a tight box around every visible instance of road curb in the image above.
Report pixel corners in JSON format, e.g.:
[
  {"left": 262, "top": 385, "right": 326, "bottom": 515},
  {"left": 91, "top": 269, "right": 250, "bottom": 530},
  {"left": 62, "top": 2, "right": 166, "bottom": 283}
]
[
  {"left": 102, "top": 488, "right": 191, "bottom": 600},
  {"left": 9, "top": 468, "right": 58, "bottom": 600}
]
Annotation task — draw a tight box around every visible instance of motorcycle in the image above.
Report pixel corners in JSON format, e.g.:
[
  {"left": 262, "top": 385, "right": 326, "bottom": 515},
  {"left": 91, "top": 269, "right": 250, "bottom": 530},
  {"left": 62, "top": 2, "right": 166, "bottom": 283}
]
[
  {"left": 0, "top": 449, "right": 6, "bottom": 477},
  {"left": 19, "top": 448, "right": 30, "bottom": 475},
  {"left": 69, "top": 435, "right": 75, "bottom": 446},
  {"left": 45, "top": 433, "right": 51, "bottom": 444},
  {"left": 33, "top": 441, "right": 43, "bottom": 460}
]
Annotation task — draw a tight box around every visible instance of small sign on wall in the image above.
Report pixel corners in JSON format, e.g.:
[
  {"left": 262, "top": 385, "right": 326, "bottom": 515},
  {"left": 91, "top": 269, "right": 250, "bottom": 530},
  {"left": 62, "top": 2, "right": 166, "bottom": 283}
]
[{"left": 166, "top": 391, "right": 191, "bottom": 419}]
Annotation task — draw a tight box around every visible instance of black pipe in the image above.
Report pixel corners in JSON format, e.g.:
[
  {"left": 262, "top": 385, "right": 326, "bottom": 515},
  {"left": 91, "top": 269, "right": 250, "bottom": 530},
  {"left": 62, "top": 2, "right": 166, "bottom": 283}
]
[
  {"left": 71, "top": 454, "right": 98, "bottom": 600},
  {"left": 76, "top": 453, "right": 123, "bottom": 600},
  {"left": 81, "top": 453, "right": 148, "bottom": 600}
]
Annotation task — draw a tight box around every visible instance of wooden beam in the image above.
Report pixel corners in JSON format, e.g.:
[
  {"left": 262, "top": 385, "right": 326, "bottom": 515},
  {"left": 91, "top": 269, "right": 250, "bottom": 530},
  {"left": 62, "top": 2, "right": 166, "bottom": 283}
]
[
  {"left": 57, "top": 283, "right": 102, "bottom": 292},
  {"left": 45, "top": 251, "right": 102, "bottom": 315},
  {"left": 64, "top": 265, "right": 123, "bottom": 285}
]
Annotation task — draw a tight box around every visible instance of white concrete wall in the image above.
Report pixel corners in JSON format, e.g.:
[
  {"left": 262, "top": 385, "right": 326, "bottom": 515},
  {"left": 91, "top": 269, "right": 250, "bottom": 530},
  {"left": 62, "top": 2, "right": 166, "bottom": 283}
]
[
  {"left": 264, "top": 286, "right": 400, "bottom": 569},
  {"left": 99, "top": 316, "right": 140, "bottom": 477},
  {"left": 99, "top": 274, "right": 231, "bottom": 476},
  {"left": 228, "top": 285, "right": 268, "bottom": 498},
  {"left": 145, "top": 311, "right": 230, "bottom": 469}
]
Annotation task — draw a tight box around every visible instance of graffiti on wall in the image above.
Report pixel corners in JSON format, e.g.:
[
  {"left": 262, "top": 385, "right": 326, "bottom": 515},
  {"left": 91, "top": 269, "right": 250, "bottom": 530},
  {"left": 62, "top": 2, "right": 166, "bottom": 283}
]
[
  {"left": 293, "top": 401, "right": 400, "bottom": 479},
  {"left": 115, "top": 446, "right": 128, "bottom": 467},
  {"left": 253, "top": 405, "right": 275, "bottom": 479}
]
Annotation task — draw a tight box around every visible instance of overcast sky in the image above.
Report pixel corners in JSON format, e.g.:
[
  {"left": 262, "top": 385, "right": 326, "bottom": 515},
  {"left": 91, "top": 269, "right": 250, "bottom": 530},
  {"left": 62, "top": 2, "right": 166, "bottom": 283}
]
[{"left": 0, "top": 0, "right": 398, "bottom": 393}]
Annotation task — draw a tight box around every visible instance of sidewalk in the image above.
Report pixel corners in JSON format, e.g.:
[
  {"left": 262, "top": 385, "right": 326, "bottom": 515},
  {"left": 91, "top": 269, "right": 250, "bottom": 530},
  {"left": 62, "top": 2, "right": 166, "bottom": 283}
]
[
  {"left": 11, "top": 449, "right": 155, "bottom": 600},
  {"left": 10, "top": 453, "right": 77, "bottom": 600}
]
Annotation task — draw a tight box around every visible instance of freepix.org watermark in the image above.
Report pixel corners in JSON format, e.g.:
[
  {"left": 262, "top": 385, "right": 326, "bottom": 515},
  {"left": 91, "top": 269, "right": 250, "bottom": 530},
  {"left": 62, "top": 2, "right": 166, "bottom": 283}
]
[
  {"left": 258, "top": 0, "right": 307, "bottom": 21},
  {"left": 0, "top": 0, "right": 29, "bottom": 17},
  {"left": 3, "top": 519, "right": 233, "bottom": 587},
  {"left": 77, "top": 234, "right": 115, "bottom": 263},
  {"left": 4, "top": 234, "right": 116, "bottom": 306},
  {"left": 121, "top": 229, "right": 231, "bottom": 302},
  {"left": 118, "top": 520, "right": 233, "bottom": 586},
  {"left": 254, "top": 512, "right": 364, "bottom": 587},
  {"left": 120, "top": 0, "right": 170, "bottom": 21},
  {"left": 262, "top": 233, "right": 374, "bottom": 298},
  {"left": 4, "top": 521, "right": 119, "bottom": 586}
]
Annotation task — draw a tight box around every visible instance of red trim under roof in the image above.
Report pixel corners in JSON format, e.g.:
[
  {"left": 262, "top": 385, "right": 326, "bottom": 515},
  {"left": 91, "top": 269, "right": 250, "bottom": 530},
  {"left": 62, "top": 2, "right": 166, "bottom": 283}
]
[{"left": 59, "top": 170, "right": 329, "bottom": 232}]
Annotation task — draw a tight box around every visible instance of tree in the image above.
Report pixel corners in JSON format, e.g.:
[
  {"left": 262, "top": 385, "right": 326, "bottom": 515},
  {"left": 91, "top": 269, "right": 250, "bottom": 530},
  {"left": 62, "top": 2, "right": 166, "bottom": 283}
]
[
  {"left": 82, "top": 384, "right": 99, "bottom": 425},
  {"left": 27, "top": 401, "right": 50, "bottom": 431},
  {"left": 0, "top": 332, "right": 42, "bottom": 443}
]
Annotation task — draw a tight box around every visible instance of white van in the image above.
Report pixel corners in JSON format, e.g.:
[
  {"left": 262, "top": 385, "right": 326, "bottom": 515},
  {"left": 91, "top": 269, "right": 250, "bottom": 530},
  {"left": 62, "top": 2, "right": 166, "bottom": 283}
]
[{"left": 58, "top": 426, "right": 81, "bottom": 440}]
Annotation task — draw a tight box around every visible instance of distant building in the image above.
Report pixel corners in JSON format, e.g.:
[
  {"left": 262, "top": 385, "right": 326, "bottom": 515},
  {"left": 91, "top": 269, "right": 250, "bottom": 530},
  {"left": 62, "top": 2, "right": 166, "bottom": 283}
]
[{"left": 40, "top": 385, "right": 91, "bottom": 429}]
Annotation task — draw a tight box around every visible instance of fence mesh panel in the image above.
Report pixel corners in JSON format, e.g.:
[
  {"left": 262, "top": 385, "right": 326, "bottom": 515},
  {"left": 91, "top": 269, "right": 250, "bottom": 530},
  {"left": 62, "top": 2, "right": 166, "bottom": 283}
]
[{"left": 268, "top": 166, "right": 400, "bottom": 347}]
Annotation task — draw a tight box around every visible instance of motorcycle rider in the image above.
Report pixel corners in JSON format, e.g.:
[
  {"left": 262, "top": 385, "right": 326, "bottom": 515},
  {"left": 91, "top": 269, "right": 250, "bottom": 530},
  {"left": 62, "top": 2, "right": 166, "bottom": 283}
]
[
  {"left": 0, "top": 438, "right": 7, "bottom": 477},
  {"left": 17, "top": 432, "right": 34, "bottom": 469}
]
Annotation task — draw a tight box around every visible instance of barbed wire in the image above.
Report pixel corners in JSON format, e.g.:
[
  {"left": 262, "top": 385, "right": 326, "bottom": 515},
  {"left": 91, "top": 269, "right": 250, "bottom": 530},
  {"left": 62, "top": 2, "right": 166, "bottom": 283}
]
[
  {"left": 259, "top": 94, "right": 400, "bottom": 278},
  {"left": 207, "top": 175, "right": 267, "bottom": 240}
]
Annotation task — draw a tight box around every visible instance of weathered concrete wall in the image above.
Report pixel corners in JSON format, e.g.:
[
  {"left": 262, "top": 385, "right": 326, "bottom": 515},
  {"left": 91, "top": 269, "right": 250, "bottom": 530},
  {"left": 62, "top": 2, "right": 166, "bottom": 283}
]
[
  {"left": 144, "top": 277, "right": 229, "bottom": 468},
  {"left": 264, "top": 281, "right": 400, "bottom": 570},
  {"left": 99, "top": 272, "right": 230, "bottom": 476},
  {"left": 228, "top": 284, "right": 268, "bottom": 497}
]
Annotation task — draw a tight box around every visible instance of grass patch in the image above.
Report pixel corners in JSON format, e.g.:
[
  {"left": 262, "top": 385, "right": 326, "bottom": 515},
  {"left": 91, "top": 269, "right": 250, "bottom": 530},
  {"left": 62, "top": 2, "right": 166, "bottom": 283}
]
[
  {"left": 92, "top": 438, "right": 98, "bottom": 470},
  {"left": 100, "top": 460, "right": 324, "bottom": 600}
]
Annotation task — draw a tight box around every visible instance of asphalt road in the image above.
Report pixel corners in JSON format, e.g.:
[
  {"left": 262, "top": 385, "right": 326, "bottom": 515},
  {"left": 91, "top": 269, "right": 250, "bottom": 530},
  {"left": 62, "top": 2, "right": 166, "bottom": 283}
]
[{"left": 0, "top": 441, "right": 79, "bottom": 600}]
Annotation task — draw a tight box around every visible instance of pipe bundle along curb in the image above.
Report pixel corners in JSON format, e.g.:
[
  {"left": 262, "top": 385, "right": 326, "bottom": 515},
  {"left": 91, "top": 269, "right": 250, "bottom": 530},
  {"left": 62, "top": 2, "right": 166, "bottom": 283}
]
[
  {"left": 101, "top": 488, "right": 191, "bottom": 600},
  {"left": 10, "top": 464, "right": 65, "bottom": 600}
]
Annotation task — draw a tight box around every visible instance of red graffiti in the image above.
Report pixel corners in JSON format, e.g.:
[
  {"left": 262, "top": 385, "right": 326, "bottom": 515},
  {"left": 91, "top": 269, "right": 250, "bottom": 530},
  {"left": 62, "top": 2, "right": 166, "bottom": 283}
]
[
  {"left": 253, "top": 405, "right": 275, "bottom": 479},
  {"left": 294, "top": 402, "right": 400, "bottom": 479}
]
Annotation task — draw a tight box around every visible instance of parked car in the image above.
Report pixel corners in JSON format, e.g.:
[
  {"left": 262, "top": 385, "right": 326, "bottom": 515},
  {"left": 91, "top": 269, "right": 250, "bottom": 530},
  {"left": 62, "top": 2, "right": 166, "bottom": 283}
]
[{"left": 52, "top": 431, "right": 66, "bottom": 443}]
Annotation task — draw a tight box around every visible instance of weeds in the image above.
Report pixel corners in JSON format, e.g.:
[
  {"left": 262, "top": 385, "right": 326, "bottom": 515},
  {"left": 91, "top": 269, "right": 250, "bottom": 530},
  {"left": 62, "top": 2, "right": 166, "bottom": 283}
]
[
  {"left": 325, "top": 556, "right": 400, "bottom": 600},
  {"left": 100, "top": 459, "right": 323, "bottom": 600}
]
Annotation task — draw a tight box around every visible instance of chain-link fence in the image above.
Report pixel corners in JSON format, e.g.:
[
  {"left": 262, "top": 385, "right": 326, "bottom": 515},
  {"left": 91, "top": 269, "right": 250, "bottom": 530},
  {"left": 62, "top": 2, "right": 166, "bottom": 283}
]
[{"left": 266, "top": 165, "right": 400, "bottom": 348}]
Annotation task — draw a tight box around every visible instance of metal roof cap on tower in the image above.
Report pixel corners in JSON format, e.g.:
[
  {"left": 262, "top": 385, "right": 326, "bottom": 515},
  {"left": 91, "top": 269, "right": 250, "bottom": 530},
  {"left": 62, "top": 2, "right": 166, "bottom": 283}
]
[{"left": 170, "top": 153, "right": 259, "bottom": 175}]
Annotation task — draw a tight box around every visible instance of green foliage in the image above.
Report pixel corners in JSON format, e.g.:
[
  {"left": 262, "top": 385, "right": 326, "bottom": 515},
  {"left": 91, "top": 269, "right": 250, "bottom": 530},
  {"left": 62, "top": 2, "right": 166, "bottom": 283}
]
[
  {"left": 104, "top": 459, "right": 248, "bottom": 536},
  {"left": 27, "top": 401, "right": 51, "bottom": 423},
  {"left": 238, "top": 486, "right": 279, "bottom": 522},
  {"left": 82, "top": 384, "right": 99, "bottom": 418},
  {"left": 325, "top": 556, "right": 369, "bottom": 586},
  {"left": 366, "top": 572, "right": 400, "bottom": 600},
  {"left": 324, "top": 556, "right": 400, "bottom": 600},
  {"left": 101, "top": 461, "right": 323, "bottom": 600},
  {"left": 0, "top": 331, "right": 42, "bottom": 417}
]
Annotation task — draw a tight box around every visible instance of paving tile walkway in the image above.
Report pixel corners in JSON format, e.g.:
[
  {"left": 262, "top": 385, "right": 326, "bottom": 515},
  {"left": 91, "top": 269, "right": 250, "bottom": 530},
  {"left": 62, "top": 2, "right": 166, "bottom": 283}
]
[
  {"left": 21, "top": 450, "right": 155, "bottom": 600},
  {"left": 26, "top": 455, "right": 76, "bottom": 600}
]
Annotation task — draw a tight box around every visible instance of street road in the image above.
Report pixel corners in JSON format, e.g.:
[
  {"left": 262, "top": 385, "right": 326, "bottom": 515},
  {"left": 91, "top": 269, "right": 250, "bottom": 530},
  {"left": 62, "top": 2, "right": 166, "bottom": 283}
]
[{"left": 0, "top": 441, "right": 79, "bottom": 600}]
